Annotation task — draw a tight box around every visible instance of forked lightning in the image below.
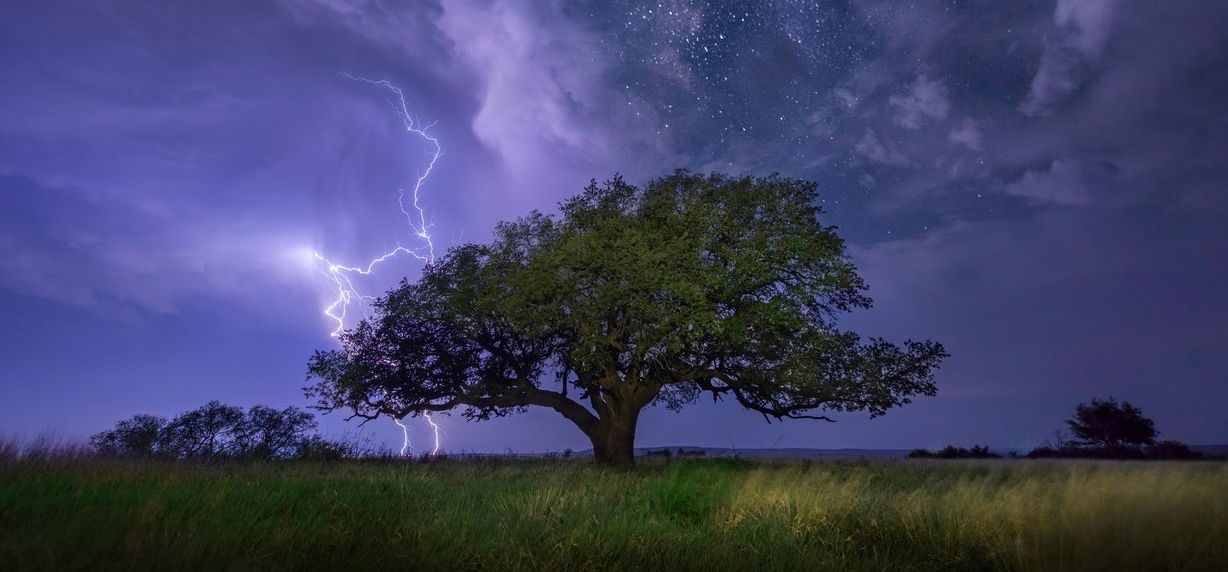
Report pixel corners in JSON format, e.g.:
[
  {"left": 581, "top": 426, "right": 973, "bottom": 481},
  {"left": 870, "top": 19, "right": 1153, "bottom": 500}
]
[{"left": 313, "top": 76, "right": 443, "bottom": 456}]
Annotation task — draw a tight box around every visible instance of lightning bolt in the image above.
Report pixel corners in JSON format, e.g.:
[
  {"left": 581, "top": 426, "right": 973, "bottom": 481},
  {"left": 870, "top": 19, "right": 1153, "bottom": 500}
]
[{"left": 314, "top": 75, "right": 444, "bottom": 457}]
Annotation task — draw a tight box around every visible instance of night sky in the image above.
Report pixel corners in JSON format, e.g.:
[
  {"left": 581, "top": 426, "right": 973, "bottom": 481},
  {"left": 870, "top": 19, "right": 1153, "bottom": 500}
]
[{"left": 2, "top": 0, "right": 1226, "bottom": 452}]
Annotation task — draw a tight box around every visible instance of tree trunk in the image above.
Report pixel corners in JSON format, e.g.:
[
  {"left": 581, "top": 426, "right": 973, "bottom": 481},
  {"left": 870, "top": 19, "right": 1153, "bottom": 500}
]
[{"left": 589, "top": 409, "right": 639, "bottom": 467}]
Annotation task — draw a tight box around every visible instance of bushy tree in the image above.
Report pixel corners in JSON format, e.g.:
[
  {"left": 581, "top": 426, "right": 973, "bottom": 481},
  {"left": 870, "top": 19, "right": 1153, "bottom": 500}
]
[
  {"left": 160, "top": 401, "right": 246, "bottom": 459},
  {"left": 237, "top": 405, "right": 318, "bottom": 459},
  {"left": 307, "top": 172, "right": 947, "bottom": 465},
  {"left": 91, "top": 402, "right": 322, "bottom": 460},
  {"left": 1066, "top": 397, "right": 1157, "bottom": 449},
  {"left": 90, "top": 414, "right": 166, "bottom": 457}
]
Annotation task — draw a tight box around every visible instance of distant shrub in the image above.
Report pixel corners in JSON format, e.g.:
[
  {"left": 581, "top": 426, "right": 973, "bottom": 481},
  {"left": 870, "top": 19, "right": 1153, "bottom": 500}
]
[
  {"left": 417, "top": 450, "right": 449, "bottom": 463},
  {"left": 908, "top": 445, "right": 1001, "bottom": 459},
  {"left": 645, "top": 448, "right": 673, "bottom": 458},
  {"left": 1026, "top": 440, "right": 1205, "bottom": 461},
  {"left": 1026, "top": 446, "right": 1142, "bottom": 460},
  {"left": 294, "top": 435, "right": 371, "bottom": 461},
  {"left": 1145, "top": 441, "right": 1203, "bottom": 460},
  {"left": 676, "top": 449, "right": 706, "bottom": 457}
]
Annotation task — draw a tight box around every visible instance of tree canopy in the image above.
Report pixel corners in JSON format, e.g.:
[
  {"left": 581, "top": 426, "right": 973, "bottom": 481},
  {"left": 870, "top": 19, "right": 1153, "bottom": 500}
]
[
  {"left": 1066, "top": 397, "right": 1158, "bottom": 450},
  {"left": 307, "top": 172, "right": 947, "bottom": 464}
]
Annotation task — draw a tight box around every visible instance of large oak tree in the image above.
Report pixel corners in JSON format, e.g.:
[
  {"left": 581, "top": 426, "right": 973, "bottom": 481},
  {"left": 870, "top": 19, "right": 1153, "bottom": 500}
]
[{"left": 306, "top": 172, "right": 947, "bottom": 465}]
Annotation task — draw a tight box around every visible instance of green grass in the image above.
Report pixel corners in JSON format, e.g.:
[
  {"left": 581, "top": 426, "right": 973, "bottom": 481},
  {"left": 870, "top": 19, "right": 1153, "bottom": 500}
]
[{"left": 1, "top": 458, "right": 1225, "bottom": 571}]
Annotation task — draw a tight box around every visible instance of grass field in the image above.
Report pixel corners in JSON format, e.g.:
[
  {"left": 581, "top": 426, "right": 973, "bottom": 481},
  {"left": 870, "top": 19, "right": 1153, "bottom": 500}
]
[{"left": 1, "top": 458, "right": 1225, "bottom": 571}]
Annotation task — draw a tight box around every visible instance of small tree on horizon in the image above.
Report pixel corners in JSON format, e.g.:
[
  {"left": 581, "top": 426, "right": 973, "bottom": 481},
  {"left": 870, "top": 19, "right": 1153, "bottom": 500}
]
[
  {"left": 159, "top": 401, "right": 246, "bottom": 459},
  {"left": 306, "top": 172, "right": 947, "bottom": 466},
  {"left": 238, "top": 405, "right": 319, "bottom": 459},
  {"left": 1066, "top": 397, "right": 1157, "bottom": 450},
  {"left": 92, "top": 403, "right": 322, "bottom": 460},
  {"left": 91, "top": 414, "right": 166, "bottom": 457}
]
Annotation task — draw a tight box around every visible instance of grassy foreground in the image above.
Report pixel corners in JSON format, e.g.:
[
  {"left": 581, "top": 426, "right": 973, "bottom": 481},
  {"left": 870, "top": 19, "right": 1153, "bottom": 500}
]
[{"left": 1, "top": 458, "right": 1225, "bottom": 571}]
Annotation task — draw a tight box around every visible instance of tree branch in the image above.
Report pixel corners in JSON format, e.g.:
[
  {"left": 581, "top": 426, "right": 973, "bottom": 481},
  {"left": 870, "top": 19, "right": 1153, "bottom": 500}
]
[{"left": 388, "top": 384, "right": 600, "bottom": 435}]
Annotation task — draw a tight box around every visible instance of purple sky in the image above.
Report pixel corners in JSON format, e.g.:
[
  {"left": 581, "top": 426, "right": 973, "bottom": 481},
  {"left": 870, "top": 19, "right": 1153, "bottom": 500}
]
[{"left": 2, "top": 1, "right": 1226, "bottom": 452}]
